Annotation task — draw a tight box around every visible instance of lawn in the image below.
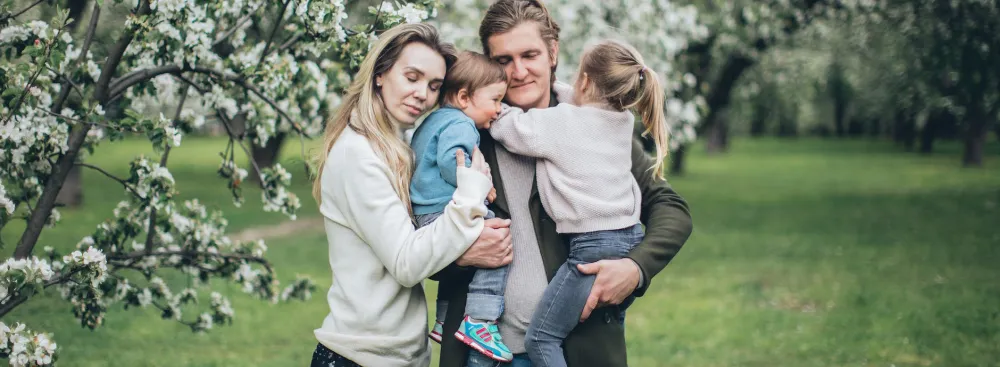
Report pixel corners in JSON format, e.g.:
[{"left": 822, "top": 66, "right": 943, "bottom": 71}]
[{"left": 3, "top": 137, "right": 999, "bottom": 366}]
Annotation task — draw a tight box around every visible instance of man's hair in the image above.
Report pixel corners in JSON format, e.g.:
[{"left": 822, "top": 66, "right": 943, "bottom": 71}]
[
  {"left": 442, "top": 51, "right": 507, "bottom": 103},
  {"left": 479, "top": 0, "right": 561, "bottom": 82}
]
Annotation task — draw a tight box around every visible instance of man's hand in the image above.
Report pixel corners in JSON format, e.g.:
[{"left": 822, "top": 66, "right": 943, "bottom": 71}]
[
  {"left": 577, "top": 259, "right": 641, "bottom": 322},
  {"left": 456, "top": 218, "right": 513, "bottom": 269}
]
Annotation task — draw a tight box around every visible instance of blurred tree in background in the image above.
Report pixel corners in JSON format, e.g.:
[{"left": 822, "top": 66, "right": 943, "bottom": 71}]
[{"left": 0, "top": 0, "right": 438, "bottom": 364}]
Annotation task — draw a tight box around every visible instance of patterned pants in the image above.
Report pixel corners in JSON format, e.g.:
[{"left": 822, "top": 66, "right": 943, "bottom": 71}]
[{"left": 310, "top": 343, "right": 362, "bottom": 367}]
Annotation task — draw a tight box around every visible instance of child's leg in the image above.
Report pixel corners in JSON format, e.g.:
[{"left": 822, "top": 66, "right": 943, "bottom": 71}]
[
  {"left": 415, "top": 211, "right": 450, "bottom": 342},
  {"left": 455, "top": 210, "right": 512, "bottom": 362},
  {"left": 524, "top": 224, "right": 644, "bottom": 367}
]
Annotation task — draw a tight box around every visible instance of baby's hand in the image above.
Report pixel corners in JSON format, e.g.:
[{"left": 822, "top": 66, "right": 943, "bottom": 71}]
[{"left": 487, "top": 187, "right": 497, "bottom": 203}]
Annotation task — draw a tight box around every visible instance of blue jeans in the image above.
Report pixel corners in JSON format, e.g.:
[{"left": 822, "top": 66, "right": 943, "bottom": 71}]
[
  {"left": 524, "top": 224, "right": 644, "bottom": 367},
  {"left": 467, "top": 352, "right": 533, "bottom": 367},
  {"left": 310, "top": 343, "right": 361, "bottom": 367},
  {"left": 415, "top": 206, "right": 508, "bottom": 322}
]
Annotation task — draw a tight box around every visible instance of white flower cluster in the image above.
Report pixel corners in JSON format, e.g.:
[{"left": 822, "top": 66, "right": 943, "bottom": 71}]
[
  {"left": 129, "top": 158, "right": 177, "bottom": 207},
  {"left": 0, "top": 257, "right": 54, "bottom": 304},
  {"left": 0, "top": 323, "right": 56, "bottom": 367},
  {"left": 259, "top": 164, "right": 301, "bottom": 219},
  {"left": 378, "top": 1, "right": 433, "bottom": 24},
  {"left": 0, "top": 182, "right": 14, "bottom": 215},
  {"left": 61, "top": 247, "right": 108, "bottom": 287}
]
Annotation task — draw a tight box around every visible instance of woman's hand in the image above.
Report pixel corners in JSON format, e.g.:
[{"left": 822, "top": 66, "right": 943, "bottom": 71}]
[
  {"left": 456, "top": 147, "right": 497, "bottom": 202},
  {"left": 456, "top": 218, "right": 513, "bottom": 269}
]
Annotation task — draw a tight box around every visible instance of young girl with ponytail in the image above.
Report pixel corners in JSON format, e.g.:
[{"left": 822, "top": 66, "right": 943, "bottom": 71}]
[{"left": 487, "top": 39, "right": 670, "bottom": 367}]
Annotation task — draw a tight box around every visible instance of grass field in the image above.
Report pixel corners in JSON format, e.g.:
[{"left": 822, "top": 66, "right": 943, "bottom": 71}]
[{"left": 2, "top": 137, "right": 999, "bottom": 366}]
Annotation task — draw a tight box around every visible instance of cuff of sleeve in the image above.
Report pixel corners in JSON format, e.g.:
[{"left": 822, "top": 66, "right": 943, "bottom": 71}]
[
  {"left": 453, "top": 167, "right": 492, "bottom": 215},
  {"left": 627, "top": 257, "right": 646, "bottom": 291}
]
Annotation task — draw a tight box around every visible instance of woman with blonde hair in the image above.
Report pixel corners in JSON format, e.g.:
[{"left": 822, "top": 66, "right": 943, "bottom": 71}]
[{"left": 310, "top": 23, "right": 513, "bottom": 367}]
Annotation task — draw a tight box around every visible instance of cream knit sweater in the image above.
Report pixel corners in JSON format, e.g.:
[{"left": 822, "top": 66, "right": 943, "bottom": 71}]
[
  {"left": 314, "top": 128, "right": 491, "bottom": 367},
  {"left": 489, "top": 87, "right": 641, "bottom": 234}
]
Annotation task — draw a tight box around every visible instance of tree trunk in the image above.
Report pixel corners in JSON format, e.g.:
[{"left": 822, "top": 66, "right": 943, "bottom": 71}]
[
  {"left": 250, "top": 133, "right": 288, "bottom": 183},
  {"left": 919, "top": 115, "right": 939, "bottom": 154},
  {"left": 669, "top": 144, "right": 686, "bottom": 176},
  {"left": 893, "top": 109, "right": 916, "bottom": 151},
  {"left": 962, "top": 119, "right": 988, "bottom": 167},
  {"left": 700, "top": 54, "right": 754, "bottom": 149},
  {"left": 55, "top": 164, "right": 83, "bottom": 207},
  {"left": 705, "top": 111, "right": 729, "bottom": 154},
  {"left": 749, "top": 109, "right": 767, "bottom": 137}
]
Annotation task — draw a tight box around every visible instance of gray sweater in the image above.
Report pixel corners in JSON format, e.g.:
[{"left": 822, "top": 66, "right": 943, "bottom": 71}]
[{"left": 489, "top": 96, "right": 642, "bottom": 234}]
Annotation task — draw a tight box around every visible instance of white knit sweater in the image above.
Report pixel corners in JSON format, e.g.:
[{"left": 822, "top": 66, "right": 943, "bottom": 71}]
[
  {"left": 314, "top": 128, "right": 491, "bottom": 367},
  {"left": 489, "top": 87, "right": 641, "bottom": 234}
]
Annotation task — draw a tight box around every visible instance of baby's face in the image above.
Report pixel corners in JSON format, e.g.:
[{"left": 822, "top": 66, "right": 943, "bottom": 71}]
[{"left": 463, "top": 82, "right": 507, "bottom": 129}]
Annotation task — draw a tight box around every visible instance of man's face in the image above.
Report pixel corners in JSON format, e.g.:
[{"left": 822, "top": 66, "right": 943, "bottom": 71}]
[{"left": 486, "top": 22, "right": 558, "bottom": 110}]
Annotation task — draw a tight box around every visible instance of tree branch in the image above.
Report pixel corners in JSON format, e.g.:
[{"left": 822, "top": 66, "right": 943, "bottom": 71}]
[
  {"left": 0, "top": 267, "right": 86, "bottom": 318},
  {"left": 2, "top": 0, "right": 46, "bottom": 22},
  {"left": 142, "top": 85, "right": 189, "bottom": 254},
  {"left": 259, "top": 0, "right": 291, "bottom": 63},
  {"left": 276, "top": 32, "right": 302, "bottom": 53},
  {"left": 108, "top": 65, "right": 306, "bottom": 135},
  {"left": 212, "top": 14, "right": 255, "bottom": 46},
  {"left": 51, "top": 2, "right": 101, "bottom": 113},
  {"left": 217, "top": 111, "right": 265, "bottom": 181},
  {"left": 108, "top": 250, "right": 273, "bottom": 274},
  {"left": 75, "top": 163, "right": 142, "bottom": 198}
]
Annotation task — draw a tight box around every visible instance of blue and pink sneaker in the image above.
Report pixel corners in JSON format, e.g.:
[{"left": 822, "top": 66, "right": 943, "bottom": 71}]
[
  {"left": 453, "top": 315, "right": 513, "bottom": 362},
  {"left": 429, "top": 321, "right": 444, "bottom": 343}
]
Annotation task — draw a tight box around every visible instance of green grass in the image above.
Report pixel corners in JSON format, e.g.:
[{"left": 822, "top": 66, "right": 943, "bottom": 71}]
[{"left": 3, "top": 137, "right": 999, "bottom": 366}]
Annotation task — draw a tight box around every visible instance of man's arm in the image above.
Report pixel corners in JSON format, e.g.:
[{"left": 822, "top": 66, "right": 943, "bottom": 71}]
[
  {"left": 625, "top": 139, "right": 693, "bottom": 297},
  {"left": 577, "top": 139, "right": 693, "bottom": 321}
]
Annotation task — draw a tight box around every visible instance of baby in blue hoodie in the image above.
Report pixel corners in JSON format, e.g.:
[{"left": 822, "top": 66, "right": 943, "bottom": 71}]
[{"left": 409, "top": 51, "right": 513, "bottom": 362}]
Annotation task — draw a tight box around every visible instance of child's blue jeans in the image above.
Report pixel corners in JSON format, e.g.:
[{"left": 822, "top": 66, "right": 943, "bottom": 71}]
[
  {"left": 416, "top": 203, "right": 507, "bottom": 322},
  {"left": 524, "top": 223, "right": 644, "bottom": 367}
]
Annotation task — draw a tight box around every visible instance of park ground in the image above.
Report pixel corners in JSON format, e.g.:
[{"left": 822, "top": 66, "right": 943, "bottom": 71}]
[{"left": 2, "top": 137, "right": 998, "bottom": 366}]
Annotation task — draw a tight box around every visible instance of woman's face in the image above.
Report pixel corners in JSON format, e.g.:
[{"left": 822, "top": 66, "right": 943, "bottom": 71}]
[
  {"left": 486, "top": 22, "right": 558, "bottom": 110},
  {"left": 375, "top": 42, "right": 447, "bottom": 126}
]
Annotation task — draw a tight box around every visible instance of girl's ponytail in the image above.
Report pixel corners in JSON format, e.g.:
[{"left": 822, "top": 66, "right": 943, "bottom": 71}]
[
  {"left": 630, "top": 67, "right": 668, "bottom": 179},
  {"left": 579, "top": 40, "right": 669, "bottom": 179}
]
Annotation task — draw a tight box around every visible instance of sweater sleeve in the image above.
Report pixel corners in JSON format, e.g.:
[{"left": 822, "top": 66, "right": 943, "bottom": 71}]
[
  {"left": 323, "top": 154, "right": 492, "bottom": 287},
  {"left": 624, "top": 140, "right": 694, "bottom": 297},
  {"left": 488, "top": 104, "right": 569, "bottom": 158},
  {"left": 435, "top": 120, "right": 479, "bottom": 187}
]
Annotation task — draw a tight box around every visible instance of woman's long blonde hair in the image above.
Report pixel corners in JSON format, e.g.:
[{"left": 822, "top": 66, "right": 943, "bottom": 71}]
[
  {"left": 578, "top": 40, "right": 670, "bottom": 179},
  {"left": 312, "top": 23, "right": 457, "bottom": 209}
]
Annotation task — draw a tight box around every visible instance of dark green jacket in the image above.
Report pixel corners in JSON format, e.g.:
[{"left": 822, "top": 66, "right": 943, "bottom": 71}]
[{"left": 434, "top": 120, "right": 694, "bottom": 367}]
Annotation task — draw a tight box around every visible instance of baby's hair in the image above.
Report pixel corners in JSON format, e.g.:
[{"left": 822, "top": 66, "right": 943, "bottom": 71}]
[
  {"left": 579, "top": 40, "right": 670, "bottom": 179},
  {"left": 442, "top": 51, "right": 508, "bottom": 104}
]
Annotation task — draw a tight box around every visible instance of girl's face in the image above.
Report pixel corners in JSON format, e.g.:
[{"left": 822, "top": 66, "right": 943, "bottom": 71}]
[
  {"left": 376, "top": 42, "right": 447, "bottom": 126},
  {"left": 486, "top": 22, "right": 558, "bottom": 110},
  {"left": 459, "top": 82, "right": 507, "bottom": 129}
]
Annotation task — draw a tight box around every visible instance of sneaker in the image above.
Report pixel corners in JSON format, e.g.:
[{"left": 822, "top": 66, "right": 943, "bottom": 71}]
[
  {"left": 453, "top": 315, "right": 513, "bottom": 362},
  {"left": 429, "top": 321, "right": 444, "bottom": 344}
]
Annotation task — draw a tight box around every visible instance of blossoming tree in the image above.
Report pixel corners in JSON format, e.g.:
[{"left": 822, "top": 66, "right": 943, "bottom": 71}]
[{"left": 0, "top": 0, "right": 437, "bottom": 365}]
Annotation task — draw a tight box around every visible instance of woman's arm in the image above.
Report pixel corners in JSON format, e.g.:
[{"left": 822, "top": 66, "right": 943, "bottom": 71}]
[{"left": 322, "top": 152, "right": 492, "bottom": 287}]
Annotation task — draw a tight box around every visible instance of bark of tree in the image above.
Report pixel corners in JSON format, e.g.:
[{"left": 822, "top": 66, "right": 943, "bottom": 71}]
[
  {"left": 250, "top": 133, "right": 288, "bottom": 183},
  {"left": 705, "top": 111, "right": 729, "bottom": 154},
  {"left": 669, "top": 144, "right": 686, "bottom": 176}
]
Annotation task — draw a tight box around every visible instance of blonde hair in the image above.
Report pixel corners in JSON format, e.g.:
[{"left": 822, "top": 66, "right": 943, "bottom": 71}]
[
  {"left": 479, "top": 0, "right": 560, "bottom": 82},
  {"left": 312, "top": 23, "right": 458, "bottom": 210},
  {"left": 579, "top": 40, "right": 669, "bottom": 179},
  {"left": 442, "top": 51, "right": 507, "bottom": 104}
]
